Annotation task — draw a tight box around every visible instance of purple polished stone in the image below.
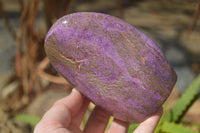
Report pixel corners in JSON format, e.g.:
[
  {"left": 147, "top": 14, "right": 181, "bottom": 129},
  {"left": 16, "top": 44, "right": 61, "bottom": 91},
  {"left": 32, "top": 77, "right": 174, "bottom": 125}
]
[{"left": 45, "top": 12, "right": 177, "bottom": 123}]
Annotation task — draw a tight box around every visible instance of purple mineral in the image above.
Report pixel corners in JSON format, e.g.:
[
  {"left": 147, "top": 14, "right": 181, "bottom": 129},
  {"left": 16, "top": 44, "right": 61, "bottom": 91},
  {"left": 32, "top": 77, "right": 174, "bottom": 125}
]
[{"left": 45, "top": 12, "right": 177, "bottom": 123}]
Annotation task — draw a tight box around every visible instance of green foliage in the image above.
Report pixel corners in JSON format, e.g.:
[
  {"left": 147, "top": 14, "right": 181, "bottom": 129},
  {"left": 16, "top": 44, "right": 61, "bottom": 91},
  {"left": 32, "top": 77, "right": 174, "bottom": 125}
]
[
  {"left": 182, "top": 121, "right": 200, "bottom": 132},
  {"left": 160, "top": 122, "right": 198, "bottom": 133},
  {"left": 154, "top": 104, "right": 167, "bottom": 133},
  {"left": 128, "top": 123, "right": 139, "bottom": 133},
  {"left": 82, "top": 115, "right": 87, "bottom": 128},
  {"left": 164, "top": 74, "right": 200, "bottom": 123},
  {"left": 106, "top": 116, "right": 114, "bottom": 130},
  {"left": 14, "top": 114, "right": 41, "bottom": 126}
]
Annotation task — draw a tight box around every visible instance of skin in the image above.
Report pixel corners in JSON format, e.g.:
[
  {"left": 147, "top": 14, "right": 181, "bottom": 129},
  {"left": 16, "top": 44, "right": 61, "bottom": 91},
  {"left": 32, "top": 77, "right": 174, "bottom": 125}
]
[{"left": 34, "top": 89, "right": 163, "bottom": 133}]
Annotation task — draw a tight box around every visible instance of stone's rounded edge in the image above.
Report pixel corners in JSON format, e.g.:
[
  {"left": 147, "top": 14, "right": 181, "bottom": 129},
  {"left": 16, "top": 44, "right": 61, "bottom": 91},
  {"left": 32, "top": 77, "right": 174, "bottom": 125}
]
[{"left": 44, "top": 12, "right": 177, "bottom": 123}]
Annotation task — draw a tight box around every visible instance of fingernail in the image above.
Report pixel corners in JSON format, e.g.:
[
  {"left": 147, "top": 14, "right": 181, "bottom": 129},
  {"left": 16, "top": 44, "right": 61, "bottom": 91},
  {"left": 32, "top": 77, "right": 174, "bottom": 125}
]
[{"left": 72, "top": 88, "right": 79, "bottom": 93}]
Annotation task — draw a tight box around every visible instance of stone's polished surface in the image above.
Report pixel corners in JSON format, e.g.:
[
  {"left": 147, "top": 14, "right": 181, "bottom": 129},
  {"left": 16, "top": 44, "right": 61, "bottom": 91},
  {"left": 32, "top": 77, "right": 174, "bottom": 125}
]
[{"left": 45, "top": 12, "right": 177, "bottom": 123}]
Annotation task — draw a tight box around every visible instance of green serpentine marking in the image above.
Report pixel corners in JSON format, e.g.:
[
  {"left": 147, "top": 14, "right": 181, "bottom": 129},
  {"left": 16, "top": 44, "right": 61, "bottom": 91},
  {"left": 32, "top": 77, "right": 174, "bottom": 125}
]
[{"left": 164, "top": 74, "right": 200, "bottom": 122}]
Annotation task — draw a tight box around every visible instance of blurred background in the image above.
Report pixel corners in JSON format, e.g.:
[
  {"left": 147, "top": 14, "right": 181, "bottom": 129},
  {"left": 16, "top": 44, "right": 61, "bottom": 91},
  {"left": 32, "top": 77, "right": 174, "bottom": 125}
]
[{"left": 0, "top": 0, "right": 199, "bottom": 132}]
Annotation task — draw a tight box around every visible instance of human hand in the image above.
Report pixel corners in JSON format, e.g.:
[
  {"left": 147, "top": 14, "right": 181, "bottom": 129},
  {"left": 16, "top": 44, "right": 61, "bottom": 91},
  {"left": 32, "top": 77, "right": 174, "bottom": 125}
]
[{"left": 34, "top": 89, "right": 163, "bottom": 133}]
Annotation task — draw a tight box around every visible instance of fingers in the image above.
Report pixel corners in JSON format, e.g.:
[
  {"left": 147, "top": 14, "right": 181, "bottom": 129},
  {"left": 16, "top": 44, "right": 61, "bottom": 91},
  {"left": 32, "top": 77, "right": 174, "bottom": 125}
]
[
  {"left": 60, "top": 88, "right": 85, "bottom": 117},
  {"left": 84, "top": 106, "right": 110, "bottom": 133},
  {"left": 107, "top": 119, "right": 129, "bottom": 133},
  {"left": 34, "top": 88, "right": 85, "bottom": 132},
  {"left": 35, "top": 88, "right": 163, "bottom": 133},
  {"left": 72, "top": 97, "right": 90, "bottom": 126},
  {"left": 134, "top": 107, "right": 163, "bottom": 133}
]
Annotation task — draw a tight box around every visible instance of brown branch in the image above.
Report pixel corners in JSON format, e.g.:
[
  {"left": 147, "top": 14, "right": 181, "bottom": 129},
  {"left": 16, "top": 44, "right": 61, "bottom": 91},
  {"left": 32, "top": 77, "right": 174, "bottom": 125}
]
[
  {"left": 26, "top": 57, "right": 49, "bottom": 94},
  {"left": 38, "top": 71, "right": 69, "bottom": 84},
  {"left": 25, "top": 0, "right": 41, "bottom": 68},
  {"left": 15, "top": 5, "right": 29, "bottom": 79},
  {"left": 38, "top": 57, "right": 50, "bottom": 71},
  {"left": 36, "top": 57, "right": 69, "bottom": 84},
  {"left": 18, "top": 0, "right": 24, "bottom": 11},
  {"left": 186, "top": 0, "right": 200, "bottom": 38},
  {"left": 27, "top": 0, "right": 40, "bottom": 39},
  {"left": 22, "top": 0, "right": 41, "bottom": 94},
  {"left": 44, "top": 0, "right": 73, "bottom": 26},
  {"left": 117, "top": 0, "right": 124, "bottom": 19},
  {"left": 0, "top": 0, "right": 16, "bottom": 40},
  {"left": 16, "top": 0, "right": 73, "bottom": 95},
  {"left": 27, "top": 57, "right": 69, "bottom": 93}
]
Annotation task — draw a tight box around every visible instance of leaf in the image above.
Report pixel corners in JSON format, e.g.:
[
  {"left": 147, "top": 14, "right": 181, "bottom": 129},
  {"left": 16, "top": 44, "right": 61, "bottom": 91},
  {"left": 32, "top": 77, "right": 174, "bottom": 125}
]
[
  {"left": 81, "top": 115, "right": 87, "bottom": 128},
  {"left": 164, "top": 74, "right": 200, "bottom": 122},
  {"left": 128, "top": 123, "right": 139, "bottom": 133},
  {"left": 14, "top": 114, "right": 41, "bottom": 126},
  {"left": 154, "top": 104, "right": 167, "bottom": 133},
  {"left": 161, "top": 122, "right": 198, "bottom": 133},
  {"left": 182, "top": 120, "right": 200, "bottom": 131},
  {"left": 106, "top": 116, "right": 114, "bottom": 130}
]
